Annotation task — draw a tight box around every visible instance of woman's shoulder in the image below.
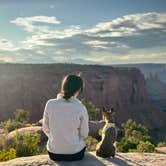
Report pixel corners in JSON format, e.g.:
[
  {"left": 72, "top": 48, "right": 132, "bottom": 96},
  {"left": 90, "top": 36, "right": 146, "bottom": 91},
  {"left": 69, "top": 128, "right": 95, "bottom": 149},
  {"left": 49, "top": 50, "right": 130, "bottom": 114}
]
[
  {"left": 46, "top": 98, "right": 58, "bottom": 105},
  {"left": 46, "top": 93, "right": 63, "bottom": 104},
  {"left": 73, "top": 98, "right": 87, "bottom": 112}
]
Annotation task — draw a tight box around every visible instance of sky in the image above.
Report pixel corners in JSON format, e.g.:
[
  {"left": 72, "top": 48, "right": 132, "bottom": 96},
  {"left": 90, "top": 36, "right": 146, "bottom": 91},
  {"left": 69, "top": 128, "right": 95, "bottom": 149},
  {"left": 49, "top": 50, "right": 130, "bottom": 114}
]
[{"left": 0, "top": 0, "right": 166, "bottom": 64}]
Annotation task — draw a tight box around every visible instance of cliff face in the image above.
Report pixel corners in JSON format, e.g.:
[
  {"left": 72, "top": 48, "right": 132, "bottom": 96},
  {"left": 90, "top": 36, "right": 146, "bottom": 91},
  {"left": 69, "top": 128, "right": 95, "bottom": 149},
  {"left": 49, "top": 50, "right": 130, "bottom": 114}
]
[
  {"left": 0, "top": 64, "right": 165, "bottom": 129},
  {"left": 146, "top": 75, "right": 166, "bottom": 112}
]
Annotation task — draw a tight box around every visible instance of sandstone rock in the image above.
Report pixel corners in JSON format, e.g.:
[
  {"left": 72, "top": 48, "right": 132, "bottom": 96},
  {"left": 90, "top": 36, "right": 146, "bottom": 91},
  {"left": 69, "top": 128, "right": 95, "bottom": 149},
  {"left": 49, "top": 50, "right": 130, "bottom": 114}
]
[
  {"left": 5, "top": 121, "right": 105, "bottom": 144},
  {"left": 0, "top": 152, "right": 166, "bottom": 166},
  {"left": 6, "top": 126, "right": 47, "bottom": 144},
  {"left": 155, "top": 147, "right": 166, "bottom": 154}
]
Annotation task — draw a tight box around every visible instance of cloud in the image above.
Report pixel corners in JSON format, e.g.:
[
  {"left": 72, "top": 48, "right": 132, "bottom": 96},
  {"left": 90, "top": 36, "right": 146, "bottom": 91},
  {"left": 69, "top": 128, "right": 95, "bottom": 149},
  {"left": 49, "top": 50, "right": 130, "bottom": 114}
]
[
  {"left": 1, "top": 13, "right": 166, "bottom": 64},
  {"left": 83, "top": 40, "right": 110, "bottom": 49},
  {"left": 0, "top": 38, "right": 19, "bottom": 51},
  {"left": 11, "top": 16, "right": 60, "bottom": 24},
  {"left": 11, "top": 16, "right": 60, "bottom": 33},
  {"left": 85, "top": 12, "right": 166, "bottom": 37}
]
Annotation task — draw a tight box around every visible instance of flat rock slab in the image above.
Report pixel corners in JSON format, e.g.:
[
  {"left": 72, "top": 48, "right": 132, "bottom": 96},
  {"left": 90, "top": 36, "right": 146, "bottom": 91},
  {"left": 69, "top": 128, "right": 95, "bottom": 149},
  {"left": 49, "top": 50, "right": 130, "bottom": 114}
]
[{"left": 0, "top": 152, "right": 166, "bottom": 166}]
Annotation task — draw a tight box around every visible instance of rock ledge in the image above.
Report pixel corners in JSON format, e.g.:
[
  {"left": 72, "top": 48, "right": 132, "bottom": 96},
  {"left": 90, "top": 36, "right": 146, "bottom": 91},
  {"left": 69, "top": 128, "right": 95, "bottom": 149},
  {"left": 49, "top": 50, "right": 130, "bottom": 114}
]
[{"left": 0, "top": 152, "right": 166, "bottom": 166}]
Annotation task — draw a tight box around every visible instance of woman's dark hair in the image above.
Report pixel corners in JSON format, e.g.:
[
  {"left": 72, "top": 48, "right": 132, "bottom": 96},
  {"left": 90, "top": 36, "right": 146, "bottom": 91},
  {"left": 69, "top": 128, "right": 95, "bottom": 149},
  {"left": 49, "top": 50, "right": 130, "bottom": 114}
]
[{"left": 61, "top": 74, "right": 83, "bottom": 100}]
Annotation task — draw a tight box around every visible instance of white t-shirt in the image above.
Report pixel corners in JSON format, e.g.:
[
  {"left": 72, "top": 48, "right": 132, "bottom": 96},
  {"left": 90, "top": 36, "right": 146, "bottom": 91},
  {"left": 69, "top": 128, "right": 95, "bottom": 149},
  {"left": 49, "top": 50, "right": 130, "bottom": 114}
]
[{"left": 42, "top": 93, "right": 89, "bottom": 154}]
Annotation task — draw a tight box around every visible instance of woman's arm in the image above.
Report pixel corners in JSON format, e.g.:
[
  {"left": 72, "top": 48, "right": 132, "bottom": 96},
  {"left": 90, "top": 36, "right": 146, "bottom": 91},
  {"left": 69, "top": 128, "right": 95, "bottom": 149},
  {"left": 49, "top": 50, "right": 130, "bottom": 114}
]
[
  {"left": 79, "top": 106, "right": 89, "bottom": 139},
  {"left": 42, "top": 102, "right": 50, "bottom": 137}
]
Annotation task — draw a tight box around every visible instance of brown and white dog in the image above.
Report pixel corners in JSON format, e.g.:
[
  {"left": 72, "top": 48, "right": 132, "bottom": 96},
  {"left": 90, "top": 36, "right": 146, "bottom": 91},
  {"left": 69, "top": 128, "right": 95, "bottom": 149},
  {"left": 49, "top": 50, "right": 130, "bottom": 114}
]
[{"left": 96, "top": 108, "right": 116, "bottom": 158}]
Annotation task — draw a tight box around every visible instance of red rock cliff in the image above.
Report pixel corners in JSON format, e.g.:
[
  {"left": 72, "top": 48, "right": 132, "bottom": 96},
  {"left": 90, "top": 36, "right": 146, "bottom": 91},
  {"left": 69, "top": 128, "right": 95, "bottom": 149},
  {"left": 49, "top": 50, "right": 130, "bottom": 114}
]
[{"left": 0, "top": 64, "right": 165, "bottom": 129}]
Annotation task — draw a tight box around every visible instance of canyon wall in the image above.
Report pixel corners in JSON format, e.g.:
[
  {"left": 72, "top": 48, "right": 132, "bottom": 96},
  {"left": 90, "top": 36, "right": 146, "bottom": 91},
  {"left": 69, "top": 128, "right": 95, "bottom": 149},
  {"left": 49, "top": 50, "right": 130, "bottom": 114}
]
[{"left": 0, "top": 63, "right": 165, "bottom": 130}]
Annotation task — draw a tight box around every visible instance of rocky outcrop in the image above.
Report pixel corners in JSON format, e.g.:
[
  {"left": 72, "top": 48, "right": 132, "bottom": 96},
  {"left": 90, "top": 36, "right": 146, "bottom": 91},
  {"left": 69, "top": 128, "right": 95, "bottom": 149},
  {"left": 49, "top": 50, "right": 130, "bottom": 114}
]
[
  {"left": 5, "top": 126, "right": 47, "bottom": 144},
  {"left": 5, "top": 121, "right": 106, "bottom": 144},
  {"left": 0, "top": 64, "right": 165, "bottom": 130},
  {"left": 0, "top": 152, "right": 166, "bottom": 166}
]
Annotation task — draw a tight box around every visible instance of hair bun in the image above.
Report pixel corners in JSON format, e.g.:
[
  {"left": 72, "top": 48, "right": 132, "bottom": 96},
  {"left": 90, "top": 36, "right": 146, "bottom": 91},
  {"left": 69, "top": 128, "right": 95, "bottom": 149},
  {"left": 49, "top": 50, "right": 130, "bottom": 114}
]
[{"left": 63, "top": 91, "right": 73, "bottom": 100}]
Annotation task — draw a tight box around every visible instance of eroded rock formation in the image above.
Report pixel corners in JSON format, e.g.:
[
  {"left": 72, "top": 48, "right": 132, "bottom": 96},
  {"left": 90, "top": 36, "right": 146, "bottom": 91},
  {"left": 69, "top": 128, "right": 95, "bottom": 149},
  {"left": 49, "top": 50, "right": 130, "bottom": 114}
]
[{"left": 0, "top": 64, "right": 165, "bottom": 131}]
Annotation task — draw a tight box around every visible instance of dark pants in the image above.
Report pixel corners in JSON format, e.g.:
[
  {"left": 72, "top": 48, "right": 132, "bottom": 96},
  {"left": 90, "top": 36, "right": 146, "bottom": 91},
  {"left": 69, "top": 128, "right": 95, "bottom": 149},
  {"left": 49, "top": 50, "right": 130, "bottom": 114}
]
[{"left": 48, "top": 147, "right": 86, "bottom": 161}]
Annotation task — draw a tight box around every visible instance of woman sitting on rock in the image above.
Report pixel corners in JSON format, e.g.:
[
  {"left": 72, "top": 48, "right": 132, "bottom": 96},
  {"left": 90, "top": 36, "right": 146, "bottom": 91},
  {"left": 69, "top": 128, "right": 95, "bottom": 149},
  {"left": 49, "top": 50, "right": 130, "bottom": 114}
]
[{"left": 42, "top": 74, "right": 89, "bottom": 161}]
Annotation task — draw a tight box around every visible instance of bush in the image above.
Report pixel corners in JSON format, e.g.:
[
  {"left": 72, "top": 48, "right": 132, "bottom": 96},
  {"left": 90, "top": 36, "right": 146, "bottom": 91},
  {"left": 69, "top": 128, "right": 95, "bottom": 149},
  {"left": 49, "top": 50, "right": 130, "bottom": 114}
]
[
  {"left": 117, "top": 138, "right": 137, "bottom": 152},
  {"left": 14, "top": 109, "right": 30, "bottom": 123},
  {"left": 0, "top": 132, "right": 41, "bottom": 160},
  {"left": 11, "top": 132, "right": 41, "bottom": 157},
  {"left": 157, "top": 142, "right": 166, "bottom": 147},
  {"left": 81, "top": 99, "right": 101, "bottom": 120},
  {"left": 137, "top": 141, "right": 155, "bottom": 152},
  {"left": 85, "top": 136, "right": 98, "bottom": 151},
  {"left": 2, "top": 119, "right": 25, "bottom": 132},
  {"left": 117, "top": 119, "right": 155, "bottom": 152},
  {"left": 122, "top": 119, "right": 151, "bottom": 142},
  {"left": 0, "top": 148, "right": 16, "bottom": 161},
  {"left": 0, "top": 109, "right": 30, "bottom": 133},
  {"left": 0, "top": 134, "right": 7, "bottom": 150}
]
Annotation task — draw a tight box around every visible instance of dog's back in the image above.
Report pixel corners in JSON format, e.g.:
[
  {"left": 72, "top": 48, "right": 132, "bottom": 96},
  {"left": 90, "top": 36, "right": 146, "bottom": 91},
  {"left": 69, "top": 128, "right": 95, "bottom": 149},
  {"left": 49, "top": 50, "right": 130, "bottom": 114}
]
[{"left": 96, "top": 125, "right": 116, "bottom": 158}]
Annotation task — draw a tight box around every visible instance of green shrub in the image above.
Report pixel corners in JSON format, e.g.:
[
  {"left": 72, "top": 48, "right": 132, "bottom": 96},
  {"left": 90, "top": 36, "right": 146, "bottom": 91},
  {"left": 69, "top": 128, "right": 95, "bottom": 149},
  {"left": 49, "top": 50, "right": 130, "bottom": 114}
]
[
  {"left": 0, "top": 134, "right": 7, "bottom": 150},
  {"left": 25, "top": 123, "right": 32, "bottom": 127},
  {"left": 81, "top": 99, "right": 101, "bottom": 120},
  {"left": 117, "top": 119, "right": 155, "bottom": 152},
  {"left": 122, "top": 119, "right": 151, "bottom": 142},
  {"left": 128, "top": 149, "right": 138, "bottom": 152},
  {"left": 157, "top": 142, "right": 166, "bottom": 147},
  {"left": 85, "top": 136, "right": 98, "bottom": 151},
  {"left": 117, "top": 138, "right": 137, "bottom": 152},
  {"left": 0, "top": 109, "right": 31, "bottom": 133},
  {"left": 11, "top": 132, "right": 41, "bottom": 157},
  {"left": 137, "top": 141, "right": 155, "bottom": 152},
  {"left": 14, "top": 109, "right": 30, "bottom": 123},
  {"left": 0, "top": 148, "right": 16, "bottom": 161},
  {"left": 2, "top": 119, "right": 25, "bottom": 132}
]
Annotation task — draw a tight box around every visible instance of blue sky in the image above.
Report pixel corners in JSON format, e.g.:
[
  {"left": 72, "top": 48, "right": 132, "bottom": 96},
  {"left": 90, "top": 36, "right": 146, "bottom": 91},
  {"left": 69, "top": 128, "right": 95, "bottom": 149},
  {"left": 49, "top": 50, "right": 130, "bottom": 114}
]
[{"left": 0, "top": 0, "right": 166, "bottom": 64}]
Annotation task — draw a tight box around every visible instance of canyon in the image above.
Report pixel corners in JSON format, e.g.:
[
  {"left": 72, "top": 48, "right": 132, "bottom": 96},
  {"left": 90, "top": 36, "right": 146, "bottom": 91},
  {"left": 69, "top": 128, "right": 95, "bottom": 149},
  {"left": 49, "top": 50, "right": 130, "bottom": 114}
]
[{"left": 0, "top": 63, "right": 165, "bottom": 135}]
